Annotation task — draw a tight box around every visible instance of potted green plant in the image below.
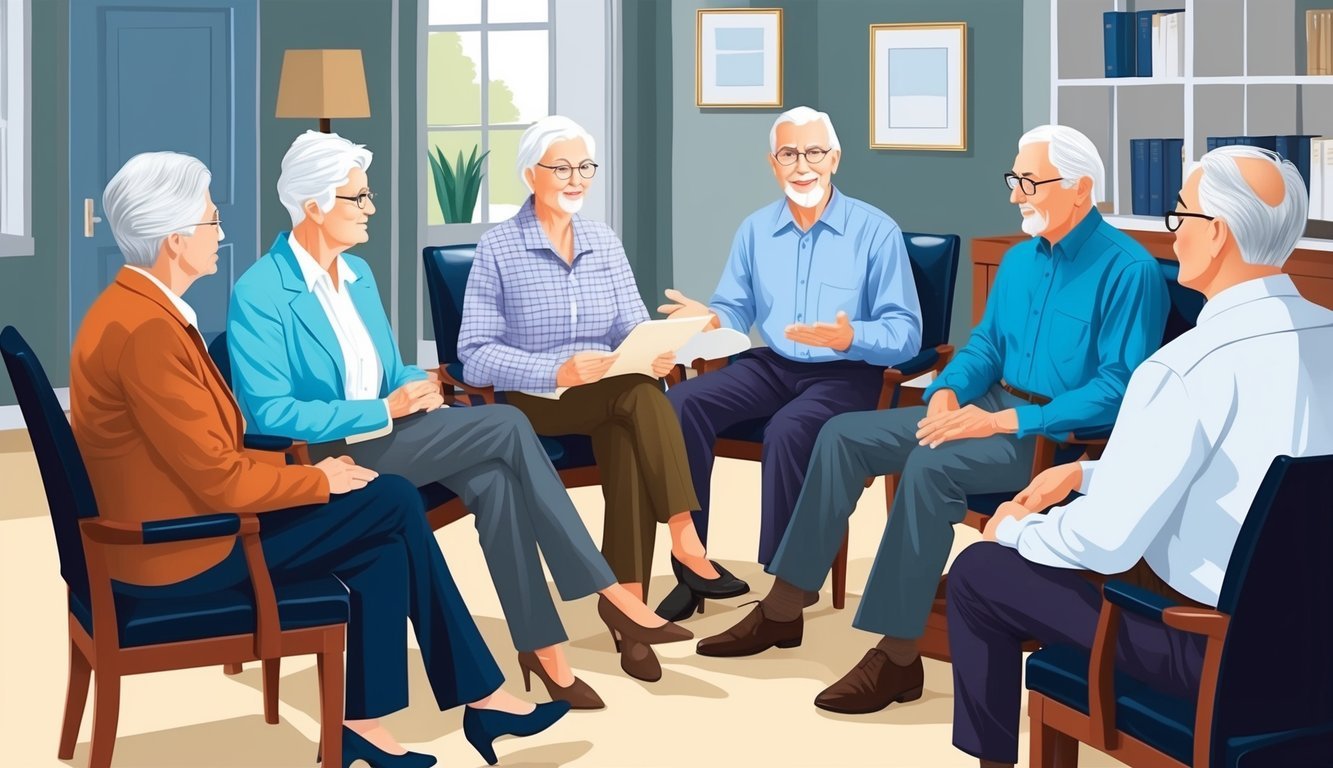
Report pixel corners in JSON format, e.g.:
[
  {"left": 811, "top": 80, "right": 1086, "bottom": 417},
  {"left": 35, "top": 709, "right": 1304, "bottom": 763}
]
[{"left": 429, "top": 144, "right": 490, "bottom": 224}]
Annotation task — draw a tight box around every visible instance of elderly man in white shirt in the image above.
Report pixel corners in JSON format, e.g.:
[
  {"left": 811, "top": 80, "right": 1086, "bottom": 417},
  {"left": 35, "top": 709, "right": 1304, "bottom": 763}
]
[{"left": 945, "top": 145, "right": 1333, "bottom": 768}]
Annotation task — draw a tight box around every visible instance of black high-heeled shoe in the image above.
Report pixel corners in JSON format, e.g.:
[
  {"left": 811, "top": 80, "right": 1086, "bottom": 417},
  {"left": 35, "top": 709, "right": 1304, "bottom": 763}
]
[
  {"left": 463, "top": 700, "right": 571, "bottom": 765},
  {"left": 339, "top": 726, "right": 437, "bottom": 768},
  {"left": 672, "top": 555, "right": 749, "bottom": 599},
  {"left": 654, "top": 581, "right": 704, "bottom": 622}
]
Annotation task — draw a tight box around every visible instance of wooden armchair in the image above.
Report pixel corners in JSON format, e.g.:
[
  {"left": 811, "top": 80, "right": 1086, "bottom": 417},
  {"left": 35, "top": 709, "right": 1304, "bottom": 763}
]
[
  {"left": 1027, "top": 454, "right": 1333, "bottom": 768},
  {"left": 1, "top": 326, "right": 347, "bottom": 768}
]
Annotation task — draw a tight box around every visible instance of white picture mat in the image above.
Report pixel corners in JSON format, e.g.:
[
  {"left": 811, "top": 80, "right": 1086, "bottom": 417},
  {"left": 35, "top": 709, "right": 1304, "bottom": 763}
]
[
  {"left": 699, "top": 11, "right": 781, "bottom": 105},
  {"left": 872, "top": 26, "right": 964, "bottom": 148}
]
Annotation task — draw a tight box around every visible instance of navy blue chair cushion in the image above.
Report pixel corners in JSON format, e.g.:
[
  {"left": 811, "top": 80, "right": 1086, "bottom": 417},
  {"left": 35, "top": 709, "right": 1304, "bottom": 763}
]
[
  {"left": 891, "top": 347, "right": 941, "bottom": 377},
  {"left": 1027, "top": 645, "right": 1196, "bottom": 765},
  {"left": 548, "top": 434, "right": 596, "bottom": 471},
  {"left": 422, "top": 245, "right": 478, "bottom": 366},
  {"left": 903, "top": 233, "right": 961, "bottom": 350},
  {"left": 68, "top": 573, "right": 350, "bottom": 648}
]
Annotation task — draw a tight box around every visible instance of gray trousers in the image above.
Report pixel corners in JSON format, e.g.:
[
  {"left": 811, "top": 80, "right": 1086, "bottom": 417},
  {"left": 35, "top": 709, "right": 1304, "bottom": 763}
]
[
  {"left": 310, "top": 403, "right": 615, "bottom": 652},
  {"left": 767, "top": 386, "right": 1037, "bottom": 639}
]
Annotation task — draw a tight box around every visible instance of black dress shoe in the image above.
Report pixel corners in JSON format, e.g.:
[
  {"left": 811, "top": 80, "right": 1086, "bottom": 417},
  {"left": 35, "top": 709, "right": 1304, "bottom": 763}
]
[
  {"left": 671, "top": 555, "right": 749, "bottom": 599},
  {"left": 654, "top": 582, "right": 704, "bottom": 621}
]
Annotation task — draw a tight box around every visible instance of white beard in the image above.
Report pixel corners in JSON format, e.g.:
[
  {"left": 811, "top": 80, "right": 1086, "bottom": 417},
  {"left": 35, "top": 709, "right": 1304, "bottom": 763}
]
[
  {"left": 558, "top": 194, "right": 585, "bottom": 214},
  {"left": 1020, "top": 206, "right": 1049, "bottom": 236},
  {"left": 784, "top": 181, "right": 826, "bottom": 209}
]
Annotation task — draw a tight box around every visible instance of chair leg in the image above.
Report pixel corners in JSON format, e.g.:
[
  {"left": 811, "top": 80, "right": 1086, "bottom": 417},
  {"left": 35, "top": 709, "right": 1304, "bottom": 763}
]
[
  {"left": 1029, "top": 693, "right": 1079, "bottom": 768},
  {"left": 87, "top": 668, "right": 121, "bottom": 768},
  {"left": 317, "top": 636, "right": 344, "bottom": 768},
  {"left": 262, "top": 658, "right": 281, "bottom": 724},
  {"left": 832, "top": 532, "right": 849, "bottom": 610},
  {"left": 58, "top": 640, "right": 92, "bottom": 760},
  {"left": 223, "top": 662, "right": 243, "bottom": 675}
]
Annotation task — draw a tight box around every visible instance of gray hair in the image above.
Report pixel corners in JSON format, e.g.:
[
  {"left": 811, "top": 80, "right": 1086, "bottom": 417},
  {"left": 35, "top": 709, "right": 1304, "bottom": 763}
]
[
  {"left": 1018, "top": 124, "right": 1106, "bottom": 203},
  {"left": 769, "top": 106, "right": 841, "bottom": 153},
  {"left": 277, "top": 131, "right": 373, "bottom": 227},
  {"left": 102, "top": 152, "right": 212, "bottom": 268},
  {"left": 1194, "top": 146, "right": 1307, "bottom": 268},
  {"left": 515, "top": 115, "right": 597, "bottom": 191}
]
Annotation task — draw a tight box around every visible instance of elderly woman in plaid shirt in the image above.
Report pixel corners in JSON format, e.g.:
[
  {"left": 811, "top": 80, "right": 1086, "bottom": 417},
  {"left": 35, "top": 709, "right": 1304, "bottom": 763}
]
[{"left": 459, "top": 116, "right": 750, "bottom": 682}]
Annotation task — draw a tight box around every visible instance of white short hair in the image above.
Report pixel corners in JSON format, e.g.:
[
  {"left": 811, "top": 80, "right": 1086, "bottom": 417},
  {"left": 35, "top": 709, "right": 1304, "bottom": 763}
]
[
  {"left": 769, "top": 106, "right": 841, "bottom": 153},
  {"left": 102, "top": 152, "right": 212, "bottom": 268},
  {"left": 277, "top": 131, "right": 373, "bottom": 227},
  {"left": 1018, "top": 124, "right": 1106, "bottom": 203},
  {"left": 1194, "top": 146, "right": 1307, "bottom": 268},
  {"left": 515, "top": 115, "right": 597, "bottom": 191}
]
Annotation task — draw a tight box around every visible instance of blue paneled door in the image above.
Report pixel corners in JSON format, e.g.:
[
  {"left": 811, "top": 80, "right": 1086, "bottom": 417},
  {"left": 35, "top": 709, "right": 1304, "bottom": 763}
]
[{"left": 70, "top": 0, "right": 257, "bottom": 345}]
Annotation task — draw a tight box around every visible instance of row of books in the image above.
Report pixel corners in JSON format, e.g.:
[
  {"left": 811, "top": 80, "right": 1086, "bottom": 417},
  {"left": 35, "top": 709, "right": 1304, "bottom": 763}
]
[
  {"left": 1104, "top": 9, "right": 1184, "bottom": 78},
  {"left": 1308, "top": 11, "right": 1333, "bottom": 76},
  {"left": 1131, "top": 135, "right": 1332, "bottom": 220}
]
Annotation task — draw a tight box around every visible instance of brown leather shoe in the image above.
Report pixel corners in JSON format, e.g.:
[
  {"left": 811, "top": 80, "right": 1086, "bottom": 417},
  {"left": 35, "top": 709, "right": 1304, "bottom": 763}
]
[
  {"left": 814, "top": 649, "right": 924, "bottom": 714},
  {"left": 517, "top": 651, "right": 605, "bottom": 710},
  {"left": 617, "top": 637, "right": 662, "bottom": 682},
  {"left": 696, "top": 603, "right": 802, "bottom": 657}
]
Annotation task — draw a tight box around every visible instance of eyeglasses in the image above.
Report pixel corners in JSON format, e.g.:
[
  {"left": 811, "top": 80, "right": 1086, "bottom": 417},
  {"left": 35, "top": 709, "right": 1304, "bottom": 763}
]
[
  {"left": 536, "top": 161, "right": 598, "bottom": 180},
  {"left": 190, "top": 217, "right": 222, "bottom": 228},
  {"left": 1004, "top": 173, "right": 1065, "bottom": 196},
  {"left": 1164, "top": 210, "right": 1215, "bottom": 232},
  {"left": 335, "top": 191, "right": 376, "bottom": 209},
  {"left": 774, "top": 147, "right": 830, "bottom": 166}
]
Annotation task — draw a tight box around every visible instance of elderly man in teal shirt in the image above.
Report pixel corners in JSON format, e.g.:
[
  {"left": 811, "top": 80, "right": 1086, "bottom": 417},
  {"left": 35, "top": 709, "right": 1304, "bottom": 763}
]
[{"left": 697, "top": 124, "right": 1170, "bottom": 717}]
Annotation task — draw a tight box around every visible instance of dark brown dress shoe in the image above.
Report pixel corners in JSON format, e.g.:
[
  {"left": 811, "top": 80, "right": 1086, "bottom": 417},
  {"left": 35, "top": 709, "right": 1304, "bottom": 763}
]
[
  {"left": 814, "top": 649, "right": 924, "bottom": 714},
  {"left": 696, "top": 604, "right": 802, "bottom": 657}
]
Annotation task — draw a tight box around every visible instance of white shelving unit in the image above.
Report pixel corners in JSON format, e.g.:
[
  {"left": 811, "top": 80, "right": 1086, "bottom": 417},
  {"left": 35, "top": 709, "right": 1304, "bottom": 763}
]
[{"left": 1050, "top": 0, "right": 1333, "bottom": 249}]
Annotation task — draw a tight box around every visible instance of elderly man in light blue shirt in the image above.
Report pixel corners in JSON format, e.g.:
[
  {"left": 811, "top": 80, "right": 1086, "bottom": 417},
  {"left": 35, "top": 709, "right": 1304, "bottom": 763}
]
[{"left": 660, "top": 106, "right": 922, "bottom": 618}]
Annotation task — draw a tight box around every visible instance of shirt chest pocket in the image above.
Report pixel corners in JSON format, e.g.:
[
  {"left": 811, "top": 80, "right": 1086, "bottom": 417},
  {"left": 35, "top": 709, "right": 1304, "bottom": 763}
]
[
  {"left": 816, "top": 282, "right": 859, "bottom": 324},
  {"left": 1047, "top": 308, "right": 1091, "bottom": 363}
]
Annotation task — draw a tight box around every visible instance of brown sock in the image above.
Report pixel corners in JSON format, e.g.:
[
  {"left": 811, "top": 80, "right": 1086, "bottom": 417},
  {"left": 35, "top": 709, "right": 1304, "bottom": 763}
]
[
  {"left": 758, "top": 578, "right": 806, "bottom": 622},
  {"left": 980, "top": 761, "right": 1014, "bottom": 768},
  {"left": 876, "top": 635, "right": 920, "bottom": 667}
]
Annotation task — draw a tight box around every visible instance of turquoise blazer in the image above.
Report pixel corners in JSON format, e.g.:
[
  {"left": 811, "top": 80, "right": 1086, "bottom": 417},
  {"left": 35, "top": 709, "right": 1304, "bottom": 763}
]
[{"left": 227, "top": 233, "right": 427, "bottom": 443}]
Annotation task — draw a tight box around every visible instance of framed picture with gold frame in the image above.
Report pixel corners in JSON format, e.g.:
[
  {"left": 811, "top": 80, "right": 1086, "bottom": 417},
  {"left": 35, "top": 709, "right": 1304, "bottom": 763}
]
[
  {"left": 869, "top": 22, "right": 967, "bottom": 150},
  {"left": 696, "top": 8, "right": 783, "bottom": 108}
]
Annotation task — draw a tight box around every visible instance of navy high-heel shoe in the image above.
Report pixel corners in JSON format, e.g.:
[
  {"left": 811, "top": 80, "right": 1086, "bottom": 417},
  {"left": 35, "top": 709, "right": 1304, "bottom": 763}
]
[
  {"left": 462, "top": 701, "right": 571, "bottom": 765},
  {"left": 339, "top": 726, "right": 437, "bottom": 768}
]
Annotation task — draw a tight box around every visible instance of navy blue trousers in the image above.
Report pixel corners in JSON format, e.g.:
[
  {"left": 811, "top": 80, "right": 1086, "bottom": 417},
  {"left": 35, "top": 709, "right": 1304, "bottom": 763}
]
[
  {"left": 191, "top": 475, "right": 503, "bottom": 720},
  {"left": 667, "top": 348, "right": 884, "bottom": 564},
  {"left": 947, "top": 543, "right": 1206, "bottom": 764}
]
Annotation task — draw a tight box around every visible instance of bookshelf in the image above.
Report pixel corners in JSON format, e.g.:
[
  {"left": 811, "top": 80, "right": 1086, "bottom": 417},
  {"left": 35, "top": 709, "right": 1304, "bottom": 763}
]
[{"left": 1050, "top": 0, "right": 1333, "bottom": 249}]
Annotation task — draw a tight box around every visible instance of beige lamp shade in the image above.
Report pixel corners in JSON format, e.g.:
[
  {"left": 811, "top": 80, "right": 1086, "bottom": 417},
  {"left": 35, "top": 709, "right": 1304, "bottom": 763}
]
[{"left": 275, "top": 49, "right": 370, "bottom": 131}]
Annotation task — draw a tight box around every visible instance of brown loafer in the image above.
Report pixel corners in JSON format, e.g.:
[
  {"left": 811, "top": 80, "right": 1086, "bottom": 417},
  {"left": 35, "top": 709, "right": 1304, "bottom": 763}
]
[
  {"left": 696, "top": 603, "right": 802, "bottom": 657},
  {"left": 814, "top": 649, "right": 924, "bottom": 714}
]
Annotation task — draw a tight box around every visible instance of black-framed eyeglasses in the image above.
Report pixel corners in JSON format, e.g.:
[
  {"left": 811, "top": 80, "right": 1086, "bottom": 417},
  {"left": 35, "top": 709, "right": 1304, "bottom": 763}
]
[
  {"left": 335, "top": 190, "right": 376, "bottom": 209},
  {"left": 1004, "top": 172, "right": 1065, "bottom": 196},
  {"left": 536, "top": 161, "right": 598, "bottom": 180},
  {"left": 1164, "top": 210, "right": 1215, "bottom": 232},
  {"left": 774, "top": 147, "right": 830, "bottom": 166}
]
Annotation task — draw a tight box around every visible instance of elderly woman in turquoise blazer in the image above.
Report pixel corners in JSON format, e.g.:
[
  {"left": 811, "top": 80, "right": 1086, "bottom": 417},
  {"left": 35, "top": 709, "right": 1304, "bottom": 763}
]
[{"left": 226, "top": 131, "right": 690, "bottom": 711}]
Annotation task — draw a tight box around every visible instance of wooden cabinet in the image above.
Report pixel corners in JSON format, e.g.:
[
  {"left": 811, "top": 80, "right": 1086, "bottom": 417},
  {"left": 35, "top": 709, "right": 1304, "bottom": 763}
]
[{"left": 970, "top": 232, "right": 1333, "bottom": 325}]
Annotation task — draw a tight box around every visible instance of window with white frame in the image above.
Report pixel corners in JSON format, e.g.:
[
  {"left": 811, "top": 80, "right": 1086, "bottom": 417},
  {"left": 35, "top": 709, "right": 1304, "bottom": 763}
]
[
  {"left": 0, "top": 0, "right": 31, "bottom": 256},
  {"left": 425, "top": 0, "right": 554, "bottom": 226}
]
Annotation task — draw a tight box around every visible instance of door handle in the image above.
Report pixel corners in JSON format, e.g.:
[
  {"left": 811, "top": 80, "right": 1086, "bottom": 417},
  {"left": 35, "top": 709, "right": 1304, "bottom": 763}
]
[{"left": 83, "top": 198, "right": 103, "bottom": 238}]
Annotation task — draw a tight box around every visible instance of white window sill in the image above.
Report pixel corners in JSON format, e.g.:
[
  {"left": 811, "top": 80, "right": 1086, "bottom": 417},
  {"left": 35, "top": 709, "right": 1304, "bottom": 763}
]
[{"left": 0, "top": 235, "right": 35, "bottom": 258}]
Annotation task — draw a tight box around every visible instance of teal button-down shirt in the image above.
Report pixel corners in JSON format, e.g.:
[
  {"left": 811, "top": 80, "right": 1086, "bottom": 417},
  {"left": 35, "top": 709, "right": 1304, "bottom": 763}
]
[
  {"left": 923, "top": 208, "right": 1169, "bottom": 439},
  {"left": 708, "top": 188, "right": 922, "bottom": 366}
]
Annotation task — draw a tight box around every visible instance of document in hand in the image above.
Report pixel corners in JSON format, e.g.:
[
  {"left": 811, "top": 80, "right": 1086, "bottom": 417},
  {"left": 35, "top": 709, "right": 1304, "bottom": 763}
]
[{"left": 527, "top": 315, "right": 714, "bottom": 399}]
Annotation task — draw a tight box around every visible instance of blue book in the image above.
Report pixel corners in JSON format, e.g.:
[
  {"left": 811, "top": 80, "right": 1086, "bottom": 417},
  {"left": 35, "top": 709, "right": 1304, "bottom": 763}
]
[
  {"left": 1148, "top": 139, "right": 1165, "bottom": 216},
  {"left": 1135, "top": 9, "right": 1183, "bottom": 76},
  {"left": 1162, "top": 139, "right": 1184, "bottom": 212},
  {"left": 1131, "top": 139, "right": 1151, "bottom": 215},
  {"left": 1104, "top": 12, "right": 1136, "bottom": 77},
  {"left": 1237, "top": 135, "right": 1278, "bottom": 151},
  {"left": 1276, "top": 134, "right": 1316, "bottom": 191}
]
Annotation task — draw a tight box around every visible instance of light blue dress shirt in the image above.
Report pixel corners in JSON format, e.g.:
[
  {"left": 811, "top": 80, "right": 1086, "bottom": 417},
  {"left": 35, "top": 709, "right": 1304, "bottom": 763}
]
[
  {"left": 708, "top": 188, "right": 922, "bottom": 367},
  {"left": 923, "top": 208, "right": 1169, "bottom": 439}
]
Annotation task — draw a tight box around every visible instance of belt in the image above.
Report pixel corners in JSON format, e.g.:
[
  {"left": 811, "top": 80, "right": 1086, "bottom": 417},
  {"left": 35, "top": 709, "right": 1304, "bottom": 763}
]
[{"left": 999, "top": 379, "right": 1051, "bottom": 406}]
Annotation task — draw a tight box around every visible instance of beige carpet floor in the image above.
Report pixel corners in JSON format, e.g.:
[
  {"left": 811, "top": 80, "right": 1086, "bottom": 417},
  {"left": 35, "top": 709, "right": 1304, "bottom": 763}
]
[{"left": 0, "top": 428, "right": 1124, "bottom": 767}]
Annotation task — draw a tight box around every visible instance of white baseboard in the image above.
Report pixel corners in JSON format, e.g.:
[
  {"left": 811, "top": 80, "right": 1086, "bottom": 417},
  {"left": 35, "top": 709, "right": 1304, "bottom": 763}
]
[{"left": 0, "top": 387, "right": 69, "bottom": 430}]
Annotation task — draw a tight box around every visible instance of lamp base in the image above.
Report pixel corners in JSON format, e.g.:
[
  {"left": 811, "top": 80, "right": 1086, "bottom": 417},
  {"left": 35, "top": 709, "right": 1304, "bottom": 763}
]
[{"left": 319, "top": 117, "right": 331, "bottom": 133}]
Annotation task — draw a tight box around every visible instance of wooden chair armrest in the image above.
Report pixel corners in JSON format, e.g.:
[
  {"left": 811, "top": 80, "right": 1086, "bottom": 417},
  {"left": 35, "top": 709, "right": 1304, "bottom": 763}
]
[
  {"left": 664, "top": 363, "right": 687, "bottom": 388},
  {"left": 437, "top": 363, "right": 497, "bottom": 406},
  {"left": 690, "top": 357, "right": 731, "bottom": 375},
  {"left": 1163, "top": 606, "right": 1230, "bottom": 767},
  {"left": 1087, "top": 597, "right": 1122, "bottom": 751},
  {"left": 1162, "top": 606, "right": 1231, "bottom": 639},
  {"left": 877, "top": 345, "right": 955, "bottom": 410},
  {"left": 239, "top": 523, "right": 281, "bottom": 660}
]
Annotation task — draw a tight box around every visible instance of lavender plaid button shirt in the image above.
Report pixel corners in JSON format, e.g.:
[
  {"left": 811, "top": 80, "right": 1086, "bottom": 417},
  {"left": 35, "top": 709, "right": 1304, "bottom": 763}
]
[{"left": 459, "top": 197, "right": 649, "bottom": 392}]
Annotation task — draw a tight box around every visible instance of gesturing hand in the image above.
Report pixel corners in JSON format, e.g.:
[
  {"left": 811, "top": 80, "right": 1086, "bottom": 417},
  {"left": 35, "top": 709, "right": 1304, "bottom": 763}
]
[
  {"left": 658, "top": 289, "right": 719, "bottom": 329},
  {"left": 784, "top": 310, "right": 854, "bottom": 351},
  {"left": 315, "top": 455, "right": 378, "bottom": 494},
  {"left": 387, "top": 380, "right": 445, "bottom": 418},
  {"left": 556, "top": 351, "right": 619, "bottom": 388}
]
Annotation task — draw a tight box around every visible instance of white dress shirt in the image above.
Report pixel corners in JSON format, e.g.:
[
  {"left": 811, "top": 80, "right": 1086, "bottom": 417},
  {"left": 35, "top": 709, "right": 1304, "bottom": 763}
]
[
  {"left": 126, "top": 265, "right": 198, "bottom": 328},
  {"left": 997, "top": 274, "right": 1333, "bottom": 606},
  {"left": 288, "top": 235, "right": 388, "bottom": 417}
]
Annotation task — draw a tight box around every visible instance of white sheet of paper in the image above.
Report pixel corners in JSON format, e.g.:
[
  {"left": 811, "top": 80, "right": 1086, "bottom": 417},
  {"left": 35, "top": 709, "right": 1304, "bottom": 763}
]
[
  {"left": 521, "top": 315, "right": 713, "bottom": 399},
  {"left": 675, "top": 327, "right": 751, "bottom": 365}
]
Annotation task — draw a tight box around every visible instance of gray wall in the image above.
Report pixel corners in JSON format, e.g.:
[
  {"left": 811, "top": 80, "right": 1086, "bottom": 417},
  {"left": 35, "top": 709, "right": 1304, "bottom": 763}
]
[{"left": 665, "top": 0, "right": 1034, "bottom": 346}]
